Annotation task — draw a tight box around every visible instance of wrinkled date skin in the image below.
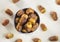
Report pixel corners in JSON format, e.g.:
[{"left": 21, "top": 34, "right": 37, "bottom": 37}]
[
  {"left": 50, "top": 11, "right": 58, "bottom": 21},
  {"left": 5, "top": 9, "right": 13, "bottom": 16},
  {"left": 49, "top": 36, "right": 58, "bottom": 41},
  {"left": 2, "top": 19, "right": 9, "bottom": 26}
]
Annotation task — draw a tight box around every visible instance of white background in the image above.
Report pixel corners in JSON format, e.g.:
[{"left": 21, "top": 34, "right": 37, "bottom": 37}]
[{"left": 0, "top": 0, "right": 60, "bottom": 42}]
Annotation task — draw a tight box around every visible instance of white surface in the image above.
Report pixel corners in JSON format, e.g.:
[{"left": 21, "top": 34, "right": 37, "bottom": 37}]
[{"left": 0, "top": 0, "right": 60, "bottom": 42}]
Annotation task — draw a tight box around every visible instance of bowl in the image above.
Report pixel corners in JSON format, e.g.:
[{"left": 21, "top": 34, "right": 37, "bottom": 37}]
[{"left": 14, "top": 8, "right": 40, "bottom": 33}]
